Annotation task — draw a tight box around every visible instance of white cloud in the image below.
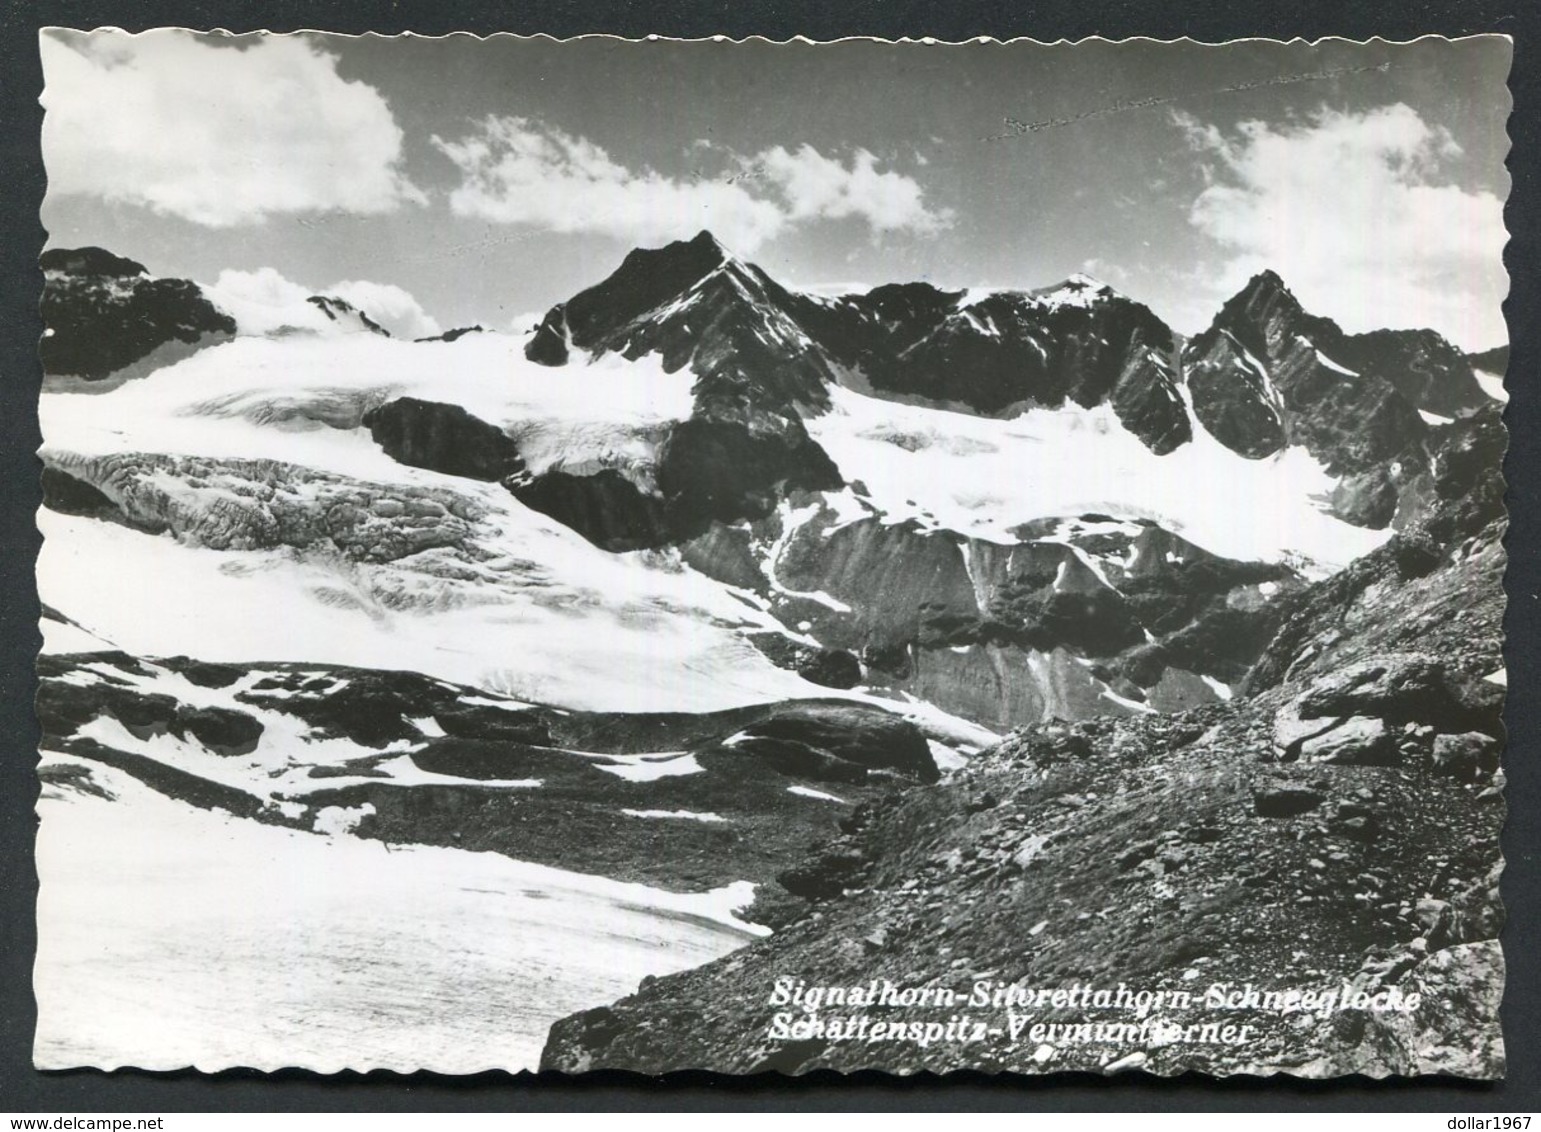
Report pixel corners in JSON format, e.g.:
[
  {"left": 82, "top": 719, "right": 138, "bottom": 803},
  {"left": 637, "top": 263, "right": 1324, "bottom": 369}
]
[
  {"left": 1080, "top": 257, "right": 1131, "bottom": 287},
  {"left": 203, "top": 268, "right": 440, "bottom": 339},
  {"left": 41, "top": 29, "right": 425, "bottom": 227},
  {"left": 1171, "top": 104, "right": 1507, "bottom": 350},
  {"left": 431, "top": 116, "right": 951, "bottom": 254},
  {"left": 327, "top": 280, "right": 442, "bottom": 339},
  {"left": 755, "top": 144, "right": 953, "bottom": 234}
]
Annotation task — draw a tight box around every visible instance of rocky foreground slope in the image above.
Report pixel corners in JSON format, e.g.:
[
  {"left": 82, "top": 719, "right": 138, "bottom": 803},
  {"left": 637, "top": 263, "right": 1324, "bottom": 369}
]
[{"left": 541, "top": 405, "right": 1508, "bottom": 1078}]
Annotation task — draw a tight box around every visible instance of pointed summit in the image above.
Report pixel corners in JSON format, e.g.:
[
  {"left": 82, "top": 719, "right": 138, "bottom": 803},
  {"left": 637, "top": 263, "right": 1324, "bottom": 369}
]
[
  {"left": 1241, "top": 268, "right": 1289, "bottom": 297},
  {"left": 561, "top": 230, "right": 733, "bottom": 341}
]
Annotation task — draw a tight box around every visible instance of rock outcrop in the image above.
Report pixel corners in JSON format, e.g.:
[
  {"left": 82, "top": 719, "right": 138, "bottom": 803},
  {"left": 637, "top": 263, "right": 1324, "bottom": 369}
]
[
  {"left": 363, "top": 397, "right": 527, "bottom": 482},
  {"left": 40, "top": 246, "right": 236, "bottom": 380},
  {"left": 1182, "top": 272, "right": 1429, "bottom": 476}
]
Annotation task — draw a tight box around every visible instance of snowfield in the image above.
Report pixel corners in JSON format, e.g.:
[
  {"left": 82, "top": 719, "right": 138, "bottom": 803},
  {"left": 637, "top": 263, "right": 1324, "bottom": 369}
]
[
  {"left": 35, "top": 759, "right": 763, "bottom": 1073},
  {"left": 805, "top": 383, "right": 1392, "bottom": 571},
  {"left": 42, "top": 330, "right": 697, "bottom": 488}
]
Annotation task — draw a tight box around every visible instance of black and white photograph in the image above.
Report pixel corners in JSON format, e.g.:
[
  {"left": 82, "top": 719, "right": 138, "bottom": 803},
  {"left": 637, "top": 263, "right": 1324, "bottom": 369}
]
[{"left": 29, "top": 28, "right": 1513, "bottom": 1081}]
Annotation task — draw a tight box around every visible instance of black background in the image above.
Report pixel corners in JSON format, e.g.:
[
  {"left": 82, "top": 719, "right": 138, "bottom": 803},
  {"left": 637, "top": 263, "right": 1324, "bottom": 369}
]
[{"left": 0, "top": 0, "right": 1536, "bottom": 1113}]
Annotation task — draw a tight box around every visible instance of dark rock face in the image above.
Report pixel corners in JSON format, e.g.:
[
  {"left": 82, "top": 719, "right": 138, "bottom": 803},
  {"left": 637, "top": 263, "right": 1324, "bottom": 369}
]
[
  {"left": 655, "top": 418, "right": 841, "bottom": 533},
  {"left": 1109, "top": 348, "right": 1192, "bottom": 454},
  {"left": 40, "top": 247, "right": 148, "bottom": 277},
  {"left": 306, "top": 295, "right": 390, "bottom": 336},
  {"left": 40, "top": 246, "right": 236, "bottom": 380},
  {"left": 41, "top": 466, "right": 119, "bottom": 520},
  {"left": 795, "top": 276, "right": 1191, "bottom": 453},
  {"left": 173, "top": 705, "right": 263, "bottom": 757},
  {"left": 414, "top": 325, "right": 484, "bottom": 344},
  {"left": 1185, "top": 339, "right": 1287, "bottom": 458},
  {"left": 1330, "top": 467, "right": 1400, "bottom": 529},
  {"left": 795, "top": 648, "right": 862, "bottom": 689},
  {"left": 738, "top": 500, "right": 1294, "bottom": 728},
  {"left": 1466, "top": 345, "right": 1508, "bottom": 376},
  {"left": 362, "top": 397, "right": 527, "bottom": 482},
  {"left": 724, "top": 702, "right": 938, "bottom": 784},
  {"left": 777, "top": 846, "right": 868, "bottom": 900},
  {"left": 1183, "top": 271, "right": 1428, "bottom": 478},
  {"left": 849, "top": 282, "right": 1179, "bottom": 419},
  {"left": 523, "top": 233, "right": 848, "bottom": 539},
  {"left": 1333, "top": 329, "right": 1489, "bottom": 418},
  {"left": 525, "top": 306, "right": 571, "bottom": 366},
  {"left": 777, "top": 515, "right": 979, "bottom": 651},
  {"left": 1432, "top": 402, "right": 1508, "bottom": 510},
  {"left": 510, "top": 468, "right": 671, "bottom": 551},
  {"left": 530, "top": 230, "right": 835, "bottom": 413},
  {"left": 177, "top": 660, "right": 245, "bottom": 689}
]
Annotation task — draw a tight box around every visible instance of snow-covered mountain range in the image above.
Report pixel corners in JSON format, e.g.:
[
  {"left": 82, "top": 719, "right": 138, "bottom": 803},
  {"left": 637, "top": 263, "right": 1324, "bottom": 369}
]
[
  {"left": 34, "top": 232, "right": 1506, "bottom": 1071},
  {"left": 41, "top": 230, "right": 1500, "bottom": 733}
]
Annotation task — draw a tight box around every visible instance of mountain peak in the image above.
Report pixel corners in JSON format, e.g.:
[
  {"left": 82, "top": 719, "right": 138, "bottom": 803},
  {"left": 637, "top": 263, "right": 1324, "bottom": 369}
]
[
  {"left": 41, "top": 246, "right": 148, "bottom": 279},
  {"left": 684, "top": 229, "right": 731, "bottom": 257},
  {"left": 554, "top": 231, "right": 740, "bottom": 347},
  {"left": 1239, "top": 269, "right": 1293, "bottom": 303},
  {"left": 1026, "top": 272, "right": 1119, "bottom": 310}
]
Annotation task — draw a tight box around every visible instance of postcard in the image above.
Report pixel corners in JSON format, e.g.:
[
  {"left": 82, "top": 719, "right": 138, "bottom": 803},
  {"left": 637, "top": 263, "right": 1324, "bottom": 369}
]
[{"left": 32, "top": 29, "right": 1511, "bottom": 1078}]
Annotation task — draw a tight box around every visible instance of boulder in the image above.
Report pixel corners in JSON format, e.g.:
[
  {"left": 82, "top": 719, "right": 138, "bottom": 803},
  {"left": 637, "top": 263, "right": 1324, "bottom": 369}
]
[
  {"left": 777, "top": 846, "right": 868, "bottom": 901},
  {"left": 1294, "top": 652, "right": 1496, "bottom": 733},
  {"left": 796, "top": 648, "right": 862, "bottom": 690},
  {"left": 731, "top": 703, "right": 937, "bottom": 783},
  {"left": 1355, "top": 940, "right": 1505, "bottom": 1078},
  {"left": 1431, "top": 732, "right": 1502, "bottom": 780},
  {"left": 173, "top": 705, "right": 264, "bottom": 757},
  {"left": 1253, "top": 785, "right": 1326, "bottom": 818},
  {"left": 1300, "top": 716, "right": 1398, "bottom": 766}
]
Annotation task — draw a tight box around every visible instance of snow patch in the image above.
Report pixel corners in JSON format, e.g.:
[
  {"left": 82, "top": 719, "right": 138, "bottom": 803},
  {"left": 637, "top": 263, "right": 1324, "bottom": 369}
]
[
  {"left": 592, "top": 753, "right": 704, "bottom": 782},
  {"left": 927, "top": 739, "right": 969, "bottom": 772},
  {"left": 408, "top": 716, "right": 446, "bottom": 738},
  {"left": 787, "top": 785, "right": 846, "bottom": 804},
  {"left": 1315, "top": 349, "right": 1359, "bottom": 377},
  {"left": 1474, "top": 368, "right": 1508, "bottom": 404},
  {"left": 313, "top": 803, "right": 376, "bottom": 836},
  {"left": 1199, "top": 675, "right": 1234, "bottom": 702},
  {"left": 621, "top": 809, "right": 726, "bottom": 824}
]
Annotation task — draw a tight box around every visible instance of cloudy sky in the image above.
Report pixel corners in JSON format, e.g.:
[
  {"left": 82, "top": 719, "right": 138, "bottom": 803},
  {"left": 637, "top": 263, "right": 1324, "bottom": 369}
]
[{"left": 40, "top": 31, "right": 1511, "bottom": 349}]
